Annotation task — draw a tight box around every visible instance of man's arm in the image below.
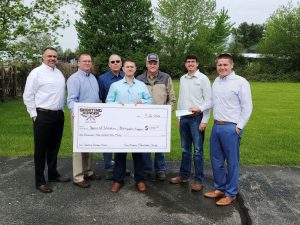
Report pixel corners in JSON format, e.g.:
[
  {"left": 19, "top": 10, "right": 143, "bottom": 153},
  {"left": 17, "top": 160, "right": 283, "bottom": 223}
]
[
  {"left": 66, "top": 76, "right": 80, "bottom": 113},
  {"left": 237, "top": 80, "right": 253, "bottom": 129},
  {"left": 23, "top": 71, "right": 38, "bottom": 118},
  {"left": 167, "top": 77, "right": 176, "bottom": 111}
]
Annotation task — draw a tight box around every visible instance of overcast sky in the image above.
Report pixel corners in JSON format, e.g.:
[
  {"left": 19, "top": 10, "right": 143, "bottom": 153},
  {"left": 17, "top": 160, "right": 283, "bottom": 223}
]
[{"left": 58, "top": 0, "right": 298, "bottom": 51}]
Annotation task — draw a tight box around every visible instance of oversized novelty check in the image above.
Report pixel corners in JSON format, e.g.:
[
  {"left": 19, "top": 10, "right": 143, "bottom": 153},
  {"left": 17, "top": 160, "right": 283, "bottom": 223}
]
[{"left": 73, "top": 103, "right": 171, "bottom": 153}]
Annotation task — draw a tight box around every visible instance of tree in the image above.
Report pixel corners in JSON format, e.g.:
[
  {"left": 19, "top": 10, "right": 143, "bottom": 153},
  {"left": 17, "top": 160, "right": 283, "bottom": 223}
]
[
  {"left": 76, "top": 0, "right": 156, "bottom": 71},
  {"left": 229, "top": 22, "right": 265, "bottom": 53},
  {"left": 12, "top": 34, "right": 58, "bottom": 61},
  {"left": 258, "top": 2, "right": 300, "bottom": 71},
  {"left": 155, "top": 0, "right": 232, "bottom": 76},
  {"left": 0, "top": 0, "right": 70, "bottom": 55}
]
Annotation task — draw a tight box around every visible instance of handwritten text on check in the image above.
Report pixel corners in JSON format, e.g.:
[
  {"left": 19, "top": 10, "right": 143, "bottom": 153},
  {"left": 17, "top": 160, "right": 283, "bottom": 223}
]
[{"left": 73, "top": 103, "right": 171, "bottom": 153}]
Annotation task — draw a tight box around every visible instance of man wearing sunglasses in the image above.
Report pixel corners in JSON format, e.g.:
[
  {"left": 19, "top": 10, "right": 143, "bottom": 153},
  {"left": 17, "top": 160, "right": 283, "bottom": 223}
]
[{"left": 98, "top": 54, "right": 129, "bottom": 180}]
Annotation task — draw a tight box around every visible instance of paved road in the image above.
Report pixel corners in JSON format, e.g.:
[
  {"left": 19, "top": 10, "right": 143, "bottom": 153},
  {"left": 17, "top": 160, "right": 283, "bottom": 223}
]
[{"left": 0, "top": 157, "right": 299, "bottom": 225}]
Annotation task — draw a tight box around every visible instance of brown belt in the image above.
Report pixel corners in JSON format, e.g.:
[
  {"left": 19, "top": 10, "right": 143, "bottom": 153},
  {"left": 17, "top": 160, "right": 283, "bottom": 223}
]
[
  {"left": 37, "top": 108, "right": 62, "bottom": 113},
  {"left": 214, "top": 120, "right": 236, "bottom": 125}
]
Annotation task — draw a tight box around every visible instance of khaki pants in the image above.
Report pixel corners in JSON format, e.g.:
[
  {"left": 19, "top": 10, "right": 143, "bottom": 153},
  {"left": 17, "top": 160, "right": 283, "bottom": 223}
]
[{"left": 71, "top": 113, "right": 93, "bottom": 183}]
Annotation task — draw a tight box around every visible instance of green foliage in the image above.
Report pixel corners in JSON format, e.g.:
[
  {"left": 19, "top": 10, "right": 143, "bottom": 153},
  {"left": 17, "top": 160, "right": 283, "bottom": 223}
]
[
  {"left": 11, "top": 34, "right": 58, "bottom": 61},
  {"left": 258, "top": 2, "right": 300, "bottom": 71},
  {"left": 155, "top": 0, "right": 232, "bottom": 77},
  {"left": 0, "top": 0, "right": 71, "bottom": 56},
  {"left": 76, "top": 0, "right": 157, "bottom": 72},
  {"left": 229, "top": 22, "right": 265, "bottom": 53}
]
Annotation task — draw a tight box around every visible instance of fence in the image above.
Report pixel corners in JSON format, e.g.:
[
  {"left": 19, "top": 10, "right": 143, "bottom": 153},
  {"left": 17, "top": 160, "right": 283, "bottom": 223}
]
[{"left": 0, "top": 62, "right": 77, "bottom": 102}]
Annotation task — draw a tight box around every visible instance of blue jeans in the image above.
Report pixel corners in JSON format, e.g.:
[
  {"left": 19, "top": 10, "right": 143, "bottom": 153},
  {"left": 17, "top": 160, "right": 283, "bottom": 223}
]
[
  {"left": 210, "top": 123, "right": 241, "bottom": 196},
  {"left": 103, "top": 153, "right": 114, "bottom": 172},
  {"left": 179, "top": 114, "right": 204, "bottom": 182},
  {"left": 142, "top": 153, "right": 166, "bottom": 174}
]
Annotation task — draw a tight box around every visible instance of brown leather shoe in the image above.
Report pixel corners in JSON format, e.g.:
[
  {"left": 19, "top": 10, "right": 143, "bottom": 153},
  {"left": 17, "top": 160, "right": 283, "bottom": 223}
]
[
  {"left": 136, "top": 182, "right": 146, "bottom": 192},
  {"left": 191, "top": 181, "right": 203, "bottom": 191},
  {"left": 111, "top": 182, "right": 123, "bottom": 193},
  {"left": 37, "top": 184, "right": 53, "bottom": 193},
  {"left": 204, "top": 190, "right": 225, "bottom": 198},
  {"left": 84, "top": 174, "right": 101, "bottom": 180},
  {"left": 216, "top": 196, "right": 236, "bottom": 206},
  {"left": 73, "top": 180, "right": 90, "bottom": 188},
  {"left": 169, "top": 176, "right": 189, "bottom": 184}
]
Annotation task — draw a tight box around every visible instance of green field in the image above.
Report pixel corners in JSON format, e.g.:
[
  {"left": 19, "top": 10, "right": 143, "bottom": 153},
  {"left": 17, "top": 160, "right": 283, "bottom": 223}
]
[{"left": 0, "top": 82, "right": 299, "bottom": 166}]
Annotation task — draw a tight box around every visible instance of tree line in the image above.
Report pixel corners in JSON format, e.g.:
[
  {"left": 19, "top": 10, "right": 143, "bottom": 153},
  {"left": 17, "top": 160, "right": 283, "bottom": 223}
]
[{"left": 1, "top": 0, "right": 299, "bottom": 81}]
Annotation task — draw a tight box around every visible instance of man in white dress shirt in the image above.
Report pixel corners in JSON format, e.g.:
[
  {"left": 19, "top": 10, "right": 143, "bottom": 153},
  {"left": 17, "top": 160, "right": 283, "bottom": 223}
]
[
  {"left": 204, "top": 53, "right": 253, "bottom": 206},
  {"left": 23, "top": 47, "right": 70, "bottom": 194},
  {"left": 170, "top": 55, "right": 211, "bottom": 192}
]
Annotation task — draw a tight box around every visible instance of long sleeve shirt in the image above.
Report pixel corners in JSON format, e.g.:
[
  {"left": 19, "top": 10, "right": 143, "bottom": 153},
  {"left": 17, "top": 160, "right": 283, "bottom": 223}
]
[
  {"left": 23, "top": 63, "right": 65, "bottom": 118},
  {"left": 177, "top": 70, "right": 212, "bottom": 123},
  {"left": 106, "top": 78, "right": 152, "bottom": 104},
  {"left": 136, "top": 70, "right": 176, "bottom": 110},
  {"left": 98, "top": 71, "right": 124, "bottom": 103},
  {"left": 212, "top": 71, "right": 253, "bottom": 129},
  {"left": 67, "top": 69, "right": 100, "bottom": 112}
]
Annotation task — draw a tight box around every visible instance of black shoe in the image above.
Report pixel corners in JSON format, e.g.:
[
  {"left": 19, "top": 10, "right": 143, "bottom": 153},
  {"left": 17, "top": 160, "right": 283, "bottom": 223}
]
[
  {"left": 37, "top": 184, "right": 53, "bottom": 193},
  {"left": 105, "top": 171, "right": 114, "bottom": 180},
  {"left": 125, "top": 169, "right": 131, "bottom": 176},
  {"left": 144, "top": 172, "right": 153, "bottom": 180},
  {"left": 84, "top": 174, "right": 101, "bottom": 180},
  {"left": 156, "top": 172, "right": 166, "bottom": 181},
  {"left": 49, "top": 175, "right": 71, "bottom": 183}
]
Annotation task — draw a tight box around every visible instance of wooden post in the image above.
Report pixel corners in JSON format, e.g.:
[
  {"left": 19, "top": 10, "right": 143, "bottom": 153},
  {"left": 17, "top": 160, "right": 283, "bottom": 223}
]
[
  {"left": 0, "top": 64, "right": 5, "bottom": 102},
  {"left": 12, "top": 65, "right": 17, "bottom": 98}
]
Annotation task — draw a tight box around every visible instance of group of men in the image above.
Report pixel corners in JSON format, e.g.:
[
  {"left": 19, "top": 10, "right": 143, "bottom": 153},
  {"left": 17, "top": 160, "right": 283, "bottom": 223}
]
[{"left": 23, "top": 47, "right": 252, "bottom": 206}]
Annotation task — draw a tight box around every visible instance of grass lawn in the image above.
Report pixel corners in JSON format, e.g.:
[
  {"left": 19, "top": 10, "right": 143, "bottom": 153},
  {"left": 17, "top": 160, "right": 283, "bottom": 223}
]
[{"left": 0, "top": 82, "right": 299, "bottom": 166}]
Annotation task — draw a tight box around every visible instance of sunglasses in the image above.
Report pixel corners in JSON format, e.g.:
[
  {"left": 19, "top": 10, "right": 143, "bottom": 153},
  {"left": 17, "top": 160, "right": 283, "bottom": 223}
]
[{"left": 110, "top": 60, "right": 120, "bottom": 64}]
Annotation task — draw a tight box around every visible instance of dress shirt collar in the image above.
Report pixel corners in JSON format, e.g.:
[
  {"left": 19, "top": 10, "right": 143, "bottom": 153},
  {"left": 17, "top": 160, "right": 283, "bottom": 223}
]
[
  {"left": 122, "top": 77, "right": 136, "bottom": 84},
  {"left": 41, "top": 63, "right": 57, "bottom": 71},
  {"left": 78, "top": 68, "right": 91, "bottom": 77},
  {"left": 109, "top": 70, "right": 124, "bottom": 79},
  {"left": 184, "top": 69, "right": 200, "bottom": 79},
  {"left": 219, "top": 71, "right": 235, "bottom": 80}
]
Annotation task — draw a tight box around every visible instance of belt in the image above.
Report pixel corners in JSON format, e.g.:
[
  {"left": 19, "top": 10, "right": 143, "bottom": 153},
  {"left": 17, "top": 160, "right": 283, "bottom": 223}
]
[
  {"left": 214, "top": 120, "right": 236, "bottom": 125},
  {"left": 37, "top": 108, "right": 62, "bottom": 113},
  {"left": 182, "top": 112, "right": 202, "bottom": 118}
]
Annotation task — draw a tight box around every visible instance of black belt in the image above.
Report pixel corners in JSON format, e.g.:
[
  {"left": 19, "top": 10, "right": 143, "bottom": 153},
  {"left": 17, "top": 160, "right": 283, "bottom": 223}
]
[
  {"left": 214, "top": 120, "right": 236, "bottom": 125},
  {"left": 37, "top": 108, "right": 63, "bottom": 113}
]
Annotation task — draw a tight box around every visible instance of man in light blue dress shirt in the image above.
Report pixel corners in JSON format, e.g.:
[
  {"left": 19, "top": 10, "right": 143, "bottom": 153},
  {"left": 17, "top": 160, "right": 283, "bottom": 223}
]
[
  {"left": 106, "top": 59, "right": 152, "bottom": 193},
  {"left": 204, "top": 53, "right": 253, "bottom": 206},
  {"left": 67, "top": 53, "right": 101, "bottom": 188}
]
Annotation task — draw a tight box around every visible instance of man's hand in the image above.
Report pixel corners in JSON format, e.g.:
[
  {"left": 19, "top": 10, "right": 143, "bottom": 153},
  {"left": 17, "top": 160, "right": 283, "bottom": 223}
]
[
  {"left": 199, "top": 123, "right": 206, "bottom": 132},
  {"left": 236, "top": 127, "right": 241, "bottom": 135},
  {"left": 135, "top": 99, "right": 143, "bottom": 105},
  {"left": 32, "top": 116, "right": 36, "bottom": 122},
  {"left": 189, "top": 106, "right": 201, "bottom": 113}
]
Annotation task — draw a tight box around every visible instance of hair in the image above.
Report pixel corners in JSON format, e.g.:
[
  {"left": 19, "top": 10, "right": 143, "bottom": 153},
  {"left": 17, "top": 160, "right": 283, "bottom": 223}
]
[
  {"left": 78, "top": 52, "right": 92, "bottom": 60},
  {"left": 109, "top": 54, "right": 121, "bottom": 62},
  {"left": 123, "top": 58, "right": 136, "bottom": 66},
  {"left": 216, "top": 53, "right": 233, "bottom": 63},
  {"left": 43, "top": 47, "right": 57, "bottom": 53},
  {"left": 185, "top": 54, "right": 198, "bottom": 62}
]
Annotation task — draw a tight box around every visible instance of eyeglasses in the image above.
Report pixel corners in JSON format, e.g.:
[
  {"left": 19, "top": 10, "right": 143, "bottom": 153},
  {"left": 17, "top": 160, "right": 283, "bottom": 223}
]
[
  {"left": 110, "top": 60, "right": 120, "bottom": 64},
  {"left": 80, "top": 60, "right": 92, "bottom": 63}
]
